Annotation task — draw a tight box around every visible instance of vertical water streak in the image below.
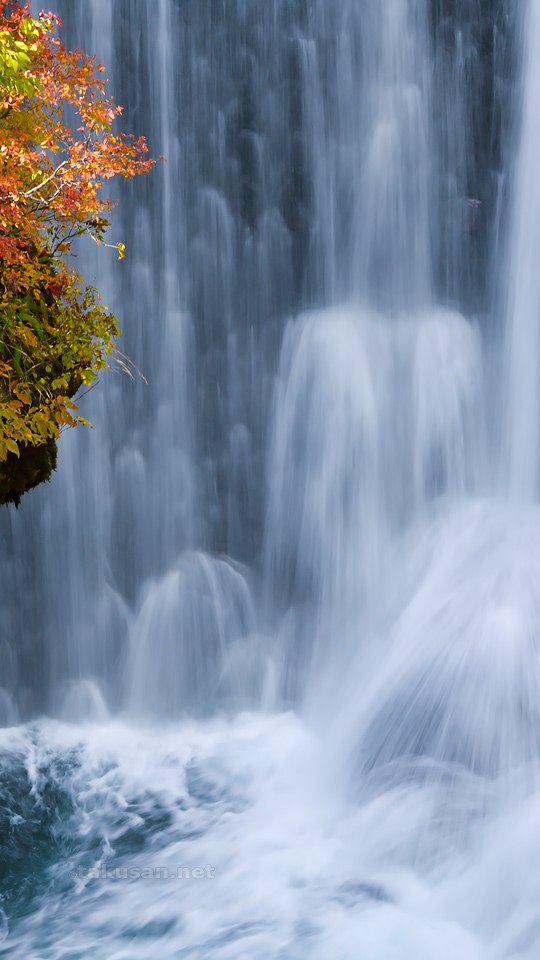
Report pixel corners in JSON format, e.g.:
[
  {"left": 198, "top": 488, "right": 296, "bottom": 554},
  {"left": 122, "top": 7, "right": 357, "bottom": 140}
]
[
  {"left": 503, "top": 0, "right": 540, "bottom": 500},
  {"left": 354, "top": 0, "right": 432, "bottom": 308}
]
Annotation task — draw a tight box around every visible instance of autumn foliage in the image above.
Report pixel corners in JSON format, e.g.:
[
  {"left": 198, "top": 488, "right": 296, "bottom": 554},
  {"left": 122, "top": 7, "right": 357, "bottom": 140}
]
[{"left": 0, "top": 2, "right": 154, "bottom": 503}]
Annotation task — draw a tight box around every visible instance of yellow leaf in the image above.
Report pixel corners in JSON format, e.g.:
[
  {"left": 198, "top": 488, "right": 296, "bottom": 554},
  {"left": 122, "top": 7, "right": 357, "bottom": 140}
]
[{"left": 5, "top": 438, "right": 19, "bottom": 456}]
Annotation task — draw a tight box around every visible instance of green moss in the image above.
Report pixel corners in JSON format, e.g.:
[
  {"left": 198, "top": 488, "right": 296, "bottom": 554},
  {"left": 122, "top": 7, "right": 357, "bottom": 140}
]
[{"left": 0, "top": 437, "right": 57, "bottom": 507}]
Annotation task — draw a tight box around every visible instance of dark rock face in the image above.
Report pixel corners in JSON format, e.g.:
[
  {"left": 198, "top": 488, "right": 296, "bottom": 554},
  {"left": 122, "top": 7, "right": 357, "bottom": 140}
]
[{"left": 0, "top": 439, "right": 57, "bottom": 508}]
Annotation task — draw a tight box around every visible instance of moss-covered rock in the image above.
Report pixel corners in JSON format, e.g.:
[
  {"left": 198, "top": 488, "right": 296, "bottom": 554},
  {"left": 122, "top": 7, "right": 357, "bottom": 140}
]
[{"left": 0, "top": 437, "right": 57, "bottom": 507}]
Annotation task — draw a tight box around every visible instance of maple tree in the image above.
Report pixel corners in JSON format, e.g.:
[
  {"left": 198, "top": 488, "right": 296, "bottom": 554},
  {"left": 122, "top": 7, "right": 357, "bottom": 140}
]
[{"left": 0, "top": 2, "right": 155, "bottom": 505}]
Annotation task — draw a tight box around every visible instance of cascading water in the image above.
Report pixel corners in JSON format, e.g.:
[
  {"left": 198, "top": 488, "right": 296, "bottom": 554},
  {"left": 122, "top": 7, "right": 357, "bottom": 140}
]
[
  {"left": 503, "top": 0, "right": 540, "bottom": 499},
  {"left": 2, "top": 0, "right": 540, "bottom": 957}
]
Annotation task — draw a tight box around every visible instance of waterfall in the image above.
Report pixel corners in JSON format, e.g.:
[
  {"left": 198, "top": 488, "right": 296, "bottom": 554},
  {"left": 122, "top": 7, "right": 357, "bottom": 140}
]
[
  {"left": 6, "top": 1, "right": 540, "bottom": 956},
  {"left": 0, "top": 0, "right": 508, "bottom": 718}
]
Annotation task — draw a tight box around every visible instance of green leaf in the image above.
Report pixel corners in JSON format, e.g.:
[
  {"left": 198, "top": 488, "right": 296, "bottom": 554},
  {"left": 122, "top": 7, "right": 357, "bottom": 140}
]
[
  {"left": 32, "top": 317, "right": 45, "bottom": 340},
  {"left": 13, "top": 349, "right": 22, "bottom": 376}
]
